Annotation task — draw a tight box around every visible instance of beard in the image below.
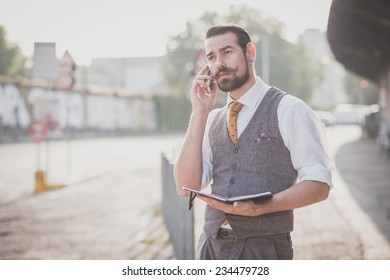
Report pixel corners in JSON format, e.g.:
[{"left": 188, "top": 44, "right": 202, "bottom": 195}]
[{"left": 216, "top": 62, "right": 250, "bottom": 92}]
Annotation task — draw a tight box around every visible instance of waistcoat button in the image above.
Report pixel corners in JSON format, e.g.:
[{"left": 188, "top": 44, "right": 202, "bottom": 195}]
[
  {"left": 229, "top": 178, "right": 236, "bottom": 184},
  {"left": 233, "top": 147, "right": 239, "bottom": 153},
  {"left": 231, "top": 163, "right": 237, "bottom": 169}
]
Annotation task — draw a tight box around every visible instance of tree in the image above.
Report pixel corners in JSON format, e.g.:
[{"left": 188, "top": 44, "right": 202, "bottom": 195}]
[
  {"left": 0, "top": 25, "right": 29, "bottom": 77},
  {"left": 161, "top": 5, "right": 321, "bottom": 102}
]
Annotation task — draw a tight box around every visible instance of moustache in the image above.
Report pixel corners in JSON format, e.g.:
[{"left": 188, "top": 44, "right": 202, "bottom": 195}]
[{"left": 213, "top": 66, "right": 238, "bottom": 79}]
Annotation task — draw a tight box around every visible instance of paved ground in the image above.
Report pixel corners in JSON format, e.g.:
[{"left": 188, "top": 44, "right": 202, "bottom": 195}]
[
  {"left": 1, "top": 126, "right": 390, "bottom": 260},
  {"left": 292, "top": 134, "right": 390, "bottom": 259},
  {"left": 0, "top": 168, "right": 174, "bottom": 260}
]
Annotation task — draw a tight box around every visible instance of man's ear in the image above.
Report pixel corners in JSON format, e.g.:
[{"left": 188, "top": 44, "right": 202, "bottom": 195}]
[{"left": 246, "top": 42, "right": 257, "bottom": 63}]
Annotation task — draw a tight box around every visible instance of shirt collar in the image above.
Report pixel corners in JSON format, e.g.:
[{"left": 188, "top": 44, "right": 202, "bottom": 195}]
[{"left": 226, "top": 77, "right": 271, "bottom": 110}]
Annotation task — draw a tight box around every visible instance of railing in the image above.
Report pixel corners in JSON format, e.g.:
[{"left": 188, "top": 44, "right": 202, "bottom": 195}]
[{"left": 161, "top": 154, "right": 194, "bottom": 260}]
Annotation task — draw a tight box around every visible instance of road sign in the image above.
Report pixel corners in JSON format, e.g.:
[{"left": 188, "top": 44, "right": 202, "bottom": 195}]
[
  {"left": 29, "top": 122, "right": 48, "bottom": 142},
  {"left": 58, "top": 72, "right": 75, "bottom": 91},
  {"left": 58, "top": 50, "right": 76, "bottom": 90},
  {"left": 60, "top": 50, "right": 76, "bottom": 68},
  {"left": 193, "top": 49, "right": 206, "bottom": 75}
]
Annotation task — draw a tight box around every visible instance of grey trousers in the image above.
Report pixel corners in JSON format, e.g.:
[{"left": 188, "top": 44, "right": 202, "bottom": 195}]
[{"left": 197, "top": 229, "right": 293, "bottom": 260}]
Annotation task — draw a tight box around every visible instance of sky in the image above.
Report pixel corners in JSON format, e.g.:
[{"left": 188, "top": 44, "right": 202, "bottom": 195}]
[{"left": 0, "top": 0, "right": 333, "bottom": 66}]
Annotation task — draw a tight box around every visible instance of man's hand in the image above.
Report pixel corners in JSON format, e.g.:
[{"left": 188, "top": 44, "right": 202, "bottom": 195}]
[
  {"left": 197, "top": 195, "right": 268, "bottom": 217},
  {"left": 196, "top": 181, "right": 330, "bottom": 217},
  {"left": 174, "top": 64, "right": 218, "bottom": 197},
  {"left": 190, "top": 65, "right": 218, "bottom": 114}
]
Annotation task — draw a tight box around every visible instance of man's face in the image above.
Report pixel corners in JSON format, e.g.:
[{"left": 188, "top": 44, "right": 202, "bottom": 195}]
[{"left": 205, "top": 32, "right": 250, "bottom": 92}]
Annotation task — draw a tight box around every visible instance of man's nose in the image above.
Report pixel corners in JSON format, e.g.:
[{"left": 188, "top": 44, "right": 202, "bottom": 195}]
[{"left": 214, "top": 56, "right": 225, "bottom": 70}]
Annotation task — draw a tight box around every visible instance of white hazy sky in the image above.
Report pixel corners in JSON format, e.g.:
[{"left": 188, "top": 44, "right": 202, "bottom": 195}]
[{"left": 0, "top": 0, "right": 333, "bottom": 66}]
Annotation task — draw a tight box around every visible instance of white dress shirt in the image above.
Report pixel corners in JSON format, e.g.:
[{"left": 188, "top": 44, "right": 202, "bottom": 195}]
[{"left": 201, "top": 77, "right": 334, "bottom": 188}]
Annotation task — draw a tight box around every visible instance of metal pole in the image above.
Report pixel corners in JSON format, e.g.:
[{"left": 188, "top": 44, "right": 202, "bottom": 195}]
[
  {"left": 36, "top": 141, "right": 41, "bottom": 170},
  {"left": 34, "top": 141, "right": 46, "bottom": 193},
  {"left": 45, "top": 138, "right": 50, "bottom": 181},
  {"left": 261, "top": 36, "right": 270, "bottom": 84},
  {"left": 66, "top": 90, "right": 71, "bottom": 178}
]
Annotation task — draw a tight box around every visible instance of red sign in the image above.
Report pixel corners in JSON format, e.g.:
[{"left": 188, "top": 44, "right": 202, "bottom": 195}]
[
  {"left": 29, "top": 122, "right": 48, "bottom": 142},
  {"left": 58, "top": 72, "right": 75, "bottom": 91},
  {"left": 193, "top": 49, "right": 206, "bottom": 75},
  {"left": 60, "top": 50, "right": 76, "bottom": 68},
  {"left": 58, "top": 50, "right": 76, "bottom": 90}
]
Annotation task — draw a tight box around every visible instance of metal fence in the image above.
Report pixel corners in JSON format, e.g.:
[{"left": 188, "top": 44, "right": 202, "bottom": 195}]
[{"left": 161, "top": 153, "right": 194, "bottom": 260}]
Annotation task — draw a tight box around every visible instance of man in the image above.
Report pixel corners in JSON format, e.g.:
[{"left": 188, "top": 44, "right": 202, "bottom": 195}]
[{"left": 174, "top": 24, "right": 334, "bottom": 260}]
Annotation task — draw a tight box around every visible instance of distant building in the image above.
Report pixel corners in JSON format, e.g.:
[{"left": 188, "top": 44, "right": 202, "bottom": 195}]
[
  {"left": 75, "top": 56, "right": 168, "bottom": 96},
  {"left": 300, "top": 29, "right": 348, "bottom": 109}
]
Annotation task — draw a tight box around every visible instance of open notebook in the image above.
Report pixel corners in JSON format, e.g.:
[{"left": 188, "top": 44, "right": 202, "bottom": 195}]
[{"left": 183, "top": 187, "right": 273, "bottom": 203}]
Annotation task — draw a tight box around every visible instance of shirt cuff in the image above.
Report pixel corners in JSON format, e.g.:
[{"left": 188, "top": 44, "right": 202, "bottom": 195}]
[{"left": 298, "top": 164, "right": 334, "bottom": 189}]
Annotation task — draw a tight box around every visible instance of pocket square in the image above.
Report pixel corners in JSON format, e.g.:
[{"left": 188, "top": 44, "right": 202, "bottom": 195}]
[{"left": 254, "top": 132, "right": 272, "bottom": 143}]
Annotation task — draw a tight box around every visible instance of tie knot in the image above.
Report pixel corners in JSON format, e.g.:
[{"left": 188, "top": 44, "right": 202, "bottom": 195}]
[{"left": 229, "top": 101, "right": 244, "bottom": 113}]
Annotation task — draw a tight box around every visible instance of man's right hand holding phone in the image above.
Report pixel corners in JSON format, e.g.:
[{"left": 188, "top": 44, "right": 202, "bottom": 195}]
[{"left": 190, "top": 65, "right": 218, "bottom": 115}]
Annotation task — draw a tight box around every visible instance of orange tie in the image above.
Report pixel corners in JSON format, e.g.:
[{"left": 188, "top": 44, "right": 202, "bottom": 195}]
[{"left": 228, "top": 101, "right": 244, "bottom": 145}]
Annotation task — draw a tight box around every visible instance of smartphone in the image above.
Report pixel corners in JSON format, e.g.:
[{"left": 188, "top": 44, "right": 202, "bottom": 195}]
[{"left": 205, "top": 68, "right": 214, "bottom": 93}]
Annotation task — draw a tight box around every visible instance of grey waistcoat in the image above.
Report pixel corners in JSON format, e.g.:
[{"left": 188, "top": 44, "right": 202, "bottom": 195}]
[{"left": 204, "top": 87, "right": 298, "bottom": 239}]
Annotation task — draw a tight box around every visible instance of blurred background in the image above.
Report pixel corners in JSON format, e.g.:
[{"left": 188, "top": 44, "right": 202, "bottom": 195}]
[{"left": 0, "top": 0, "right": 389, "bottom": 260}]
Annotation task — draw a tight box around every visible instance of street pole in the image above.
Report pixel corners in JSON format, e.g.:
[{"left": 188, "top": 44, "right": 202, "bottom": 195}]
[{"left": 260, "top": 36, "right": 270, "bottom": 84}]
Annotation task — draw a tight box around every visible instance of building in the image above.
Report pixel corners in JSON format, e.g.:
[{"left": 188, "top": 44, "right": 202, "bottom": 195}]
[
  {"left": 327, "top": 0, "right": 390, "bottom": 153},
  {"left": 75, "top": 56, "right": 168, "bottom": 96}
]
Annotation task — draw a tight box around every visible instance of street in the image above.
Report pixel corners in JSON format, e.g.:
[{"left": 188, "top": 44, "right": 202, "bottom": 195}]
[
  {"left": 0, "top": 134, "right": 183, "bottom": 205},
  {"left": 0, "top": 134, "right": 183, "bottom": 259},
  {"left": 0, "top": 126, "right": 390, "bottom": 259}
]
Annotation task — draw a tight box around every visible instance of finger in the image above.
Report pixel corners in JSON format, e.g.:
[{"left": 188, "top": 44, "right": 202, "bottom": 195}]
[
  {"left": 196, "top": 64, "right": 209, "bottom": 76},
  {"left": 198, "top": 196, "right": 234, "bottom": 212},
  {"left": 209, "top": 82, "right": 218, "bottom": 97},
  {"left": 196, "top": 75, "right": 212, "bottom": 93},
  {"left": 197, "top": 76, "right": 216, "bottom": 95},
  {"left": 196, "top": 65, "right": 213, "bottom": 89},
  {"left": 191, "top": 83, "right": 206, "bottom": 98},
  {"left": 205, "top": 80, "right": 211, "bottom": 94},
  {"left": 196, "top": 195, "right": 212, "bottom": 203},
  {"left": 197, "top": 74, "right": 212, "bottom": 81},
  {"left": 233, "top": 201, "right": 252, "bottom": 209},
  {"left": 197, "top": 195, "right": 221, "bottom": 206},
  {"left": 193, "top": 80, "right": 209, "bottom": 90}
]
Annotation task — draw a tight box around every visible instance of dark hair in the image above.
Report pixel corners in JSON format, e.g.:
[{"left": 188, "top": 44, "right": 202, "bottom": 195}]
[{"left": 206, "top": 24, "right": 251, "bottom": 54}]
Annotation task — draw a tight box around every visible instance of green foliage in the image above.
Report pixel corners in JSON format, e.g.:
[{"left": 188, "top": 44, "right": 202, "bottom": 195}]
[
  {"left": 154, "top": 95, "right": 192, "bottom": 132},
  {"left": 161, "top": 5, "right": 321, "bottom": 102},
  {"left": 288, "top": 41, "right": 323, "bottom": 101},
  {"left": 161, "top": 13, "right": 217, "bottom": 96},
  {"left": 0, "top": 25, "right": 29, "bottom": 77}
]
